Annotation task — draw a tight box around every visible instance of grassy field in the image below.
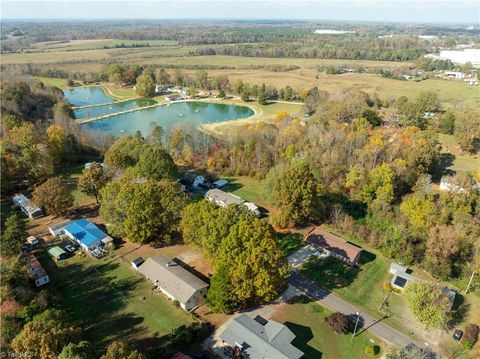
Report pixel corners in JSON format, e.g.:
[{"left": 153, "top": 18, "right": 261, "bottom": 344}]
[
  {"left": 31, "top": 76, "right": 74, "bottom": 88},
  {"left": 5, "top": 46, "right": 477, "bottom": 109},
  {"left": 272, "top": 301, "right": 383, "bottom": 359},
  {"left": 35, "top": 238, "right": 194, "bottom": 350},
  {"left": 224, "top": 175, "right": 274, "bottom": 209},
  {"left": 439, "top": 134, "right": 480, "bottom": 173},
  {"left": 55, "top": 164, "right": 96, "bottom": 206},
  {"left": 34, "top": 39, "right": 178, "bottom": 52}
]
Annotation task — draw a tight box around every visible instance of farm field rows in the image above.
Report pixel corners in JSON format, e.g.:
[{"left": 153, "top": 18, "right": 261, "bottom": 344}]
[{"left": 33, "top": 39, "right": 178, "bottom": 51}]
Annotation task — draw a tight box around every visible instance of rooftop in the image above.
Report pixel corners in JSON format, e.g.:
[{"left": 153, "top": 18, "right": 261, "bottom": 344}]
[
  {"left": 64, "top": 219, "right": 109, "bottom": 246},
  {"left": 220, "top": 314, "right": 304, "bottom": 359},
  {"left": 206, "top": 188, "right": 245, "bottom": 206},
  {"left": 13, "top": 193, "right": 42, "bottom": 215},
  {"left": 138, "top": 256, "right": 208, "bottom": 304},
  {"left": 48, "top": 246, "right": 66, "bottom": 258},
  {"left": 48, "top": 219, "right": 73, "bottom": 232},
  {"left": 25, "top": 253, "right": 47, "bottom": 280},
  {"left": 305, "top": 228, "right": 362, "bottom": 263}
]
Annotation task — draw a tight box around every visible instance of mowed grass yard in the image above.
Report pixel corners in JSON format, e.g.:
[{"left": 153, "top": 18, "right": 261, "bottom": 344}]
[
  {"left": 272, "top": 301, "right": 383, "bottom": 359},
  {"left": 439, "top": 134, "right": 480, "bottom": 173},
  {"left": 35, "top": 240, "right": 193, "bottom": 348}
]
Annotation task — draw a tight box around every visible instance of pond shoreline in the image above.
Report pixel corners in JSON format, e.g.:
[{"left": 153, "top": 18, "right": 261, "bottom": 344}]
[{"left": 76, "top": 97, "right": 257, "bottom": 125}]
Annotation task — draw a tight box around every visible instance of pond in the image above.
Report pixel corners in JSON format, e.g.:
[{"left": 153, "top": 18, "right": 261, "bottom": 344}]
[
  {"left": 81, "top": 101, "right": 255, "bottom": 136},
  {"left": 63, "top": 86, "right": 113, "bottom": 106},
  {"left": 74, "top": 98, "right": 157, "bottom": 119}
]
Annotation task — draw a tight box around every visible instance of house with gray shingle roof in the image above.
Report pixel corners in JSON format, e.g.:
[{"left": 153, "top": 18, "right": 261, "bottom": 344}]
[
  {"left": 219, "top": 314, "right": 304, "bottom": 359},
  {"left": 137, "top": 255, "right": 208, "bottom": 311}
]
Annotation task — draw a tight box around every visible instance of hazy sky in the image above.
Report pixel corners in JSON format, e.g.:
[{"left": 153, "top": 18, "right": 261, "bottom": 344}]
[{"left": 1, "top": 0, "right": 479, "bottom": 24}]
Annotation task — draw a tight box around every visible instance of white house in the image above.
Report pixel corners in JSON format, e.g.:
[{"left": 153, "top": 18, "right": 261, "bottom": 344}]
[
  {"left": 205, "top": 189, "right": 245, "bottom": 207},
  {"left": 179, "top": 172, "right": 206, "bottom": 189},
  {"left": 244, "top": 202, "right": 261, "bottom": 217},
  {"left": 12, "top": 194, "right": 43, "bottom": 219},
  {"left": 444, "top": 71, "right": 465, "bottom": 80},
  {"left": 137, "top": 256, "right": 209, "bottom": 311},
  {"left": 48, "top": 219, "right": 73, "bottom": 237}
]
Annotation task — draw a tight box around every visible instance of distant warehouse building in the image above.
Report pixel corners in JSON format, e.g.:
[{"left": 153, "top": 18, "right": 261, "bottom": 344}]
[
  {"left": 25, "top": 253, "right": 49, "bottom": 287},
  {"left": 12, "top": 194, "right": 43, "bottom": 219},
  {"left": 137, "top": 255, "right": 208, "bottom": 311}
]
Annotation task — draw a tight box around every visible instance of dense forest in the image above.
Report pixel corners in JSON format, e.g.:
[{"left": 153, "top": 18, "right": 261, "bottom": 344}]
[{"left": 2, "top": 20, "right": 479, "bottom": 61}]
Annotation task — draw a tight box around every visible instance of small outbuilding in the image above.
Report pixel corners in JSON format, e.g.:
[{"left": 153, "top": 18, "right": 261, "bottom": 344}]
[
  {"left": 48, "top": 219, "right": 73, "bottom": 237},
  {"left": 48, "top": 246, "right": 67, "bottom": 261},
  {"left": 12, "top": 194, "right": 43, "bottom": 219},
  {"left": 179, "top": 172, "right": 206, "bottom": 190},
  {"left": 212, "top": 179, "right": 229, "bottom": 188},
  {"left": 131, "top": 257, "right": 145, "bottom": 269},
  {"left": 205, "top": 188, "right": 245, "bottom": 207}
]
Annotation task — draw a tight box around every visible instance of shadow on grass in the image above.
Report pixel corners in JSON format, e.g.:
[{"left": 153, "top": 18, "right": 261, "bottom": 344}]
[
  {"left": 359, "top": 250, "right": 376, "bottom": 265},
  {"left": 449, "top": 294, "right": 469, "bottom": 328},
  {"left": 225, "top": 179, "right": 244, "bottom": 192},
  {"left": 36, "top": 248, "right": 146, "bottom": 347},
  {"left": 432, "top": 153, "right": 456, "bottom": 181},
  {"left": 300, "top": 256, "right": 359, "bottom": 290},
  {"left": 278, "top": 232, "right": 304, "bottom": 256},
  {"left": 284, "top": 321, "right": 323, "bottom": 359}
]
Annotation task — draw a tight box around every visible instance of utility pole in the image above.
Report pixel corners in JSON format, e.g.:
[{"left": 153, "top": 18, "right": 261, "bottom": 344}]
[
  {"left": 465, "top": 247, "right": 479, "bottom": 294},
  {"left": 350, "top": 312, "right": 360, "bottom": 345}
]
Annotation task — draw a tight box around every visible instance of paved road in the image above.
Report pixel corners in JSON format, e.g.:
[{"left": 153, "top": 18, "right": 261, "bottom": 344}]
[{"left": 288, "top": 271, "right": 418, "bottom": 348}]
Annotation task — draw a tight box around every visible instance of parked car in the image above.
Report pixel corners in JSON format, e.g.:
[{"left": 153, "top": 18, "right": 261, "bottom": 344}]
[
  {"left": 453, "top": 329, "right": 463, "bottom": 341},
  {"left": 20, "top": 245, "right": 33, "bottom": 252},
  {"left": 27, "top": 236, "right": 39, "bottom": 246},
  {"left": 64, "top": 245, "right": 76, "bottom": 253}
]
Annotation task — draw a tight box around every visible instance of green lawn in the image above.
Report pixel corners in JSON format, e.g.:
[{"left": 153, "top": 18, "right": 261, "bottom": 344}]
[
  {"left": 272, "top": 301, "right": 383, "bottom": 359},
  {"left": 224, "top": 175, "right": 274, "bottom": 209},
  {"left": 35, "top": 240, "right": 193, "bottom": 350},
  {"left": 298, "top": 227, "right": 420, "bottom": 340},
  {"left": 438, "top": 134, "right": 480, "bottom": 173},
  {"left": 55, "top": 164, "right": 95, "bottom": 206},
  {"left": 31, "top": 76, "right": 73, "bottom": 88}
]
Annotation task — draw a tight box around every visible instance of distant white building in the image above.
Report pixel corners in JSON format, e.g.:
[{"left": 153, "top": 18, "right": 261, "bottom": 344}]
[
  {"left": 444, "top": 71, "right": 465, "bottom": 80},
  {"left": 427, "top": 49, "right": 480, "bottom": 68}
]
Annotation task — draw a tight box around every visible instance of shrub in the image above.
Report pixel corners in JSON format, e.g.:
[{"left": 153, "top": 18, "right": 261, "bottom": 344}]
[
  {"left": 365, "top": 344, "right": 380, "bottom": 357},
  {"left": 463, "top": 323, "right": 479, "bottom": 349},
  {"left": 326, "top": 312, "right": 350, "bottom": 334},
  {"left": 382, "top": 281, "right": 391, "bottom": 293}
]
